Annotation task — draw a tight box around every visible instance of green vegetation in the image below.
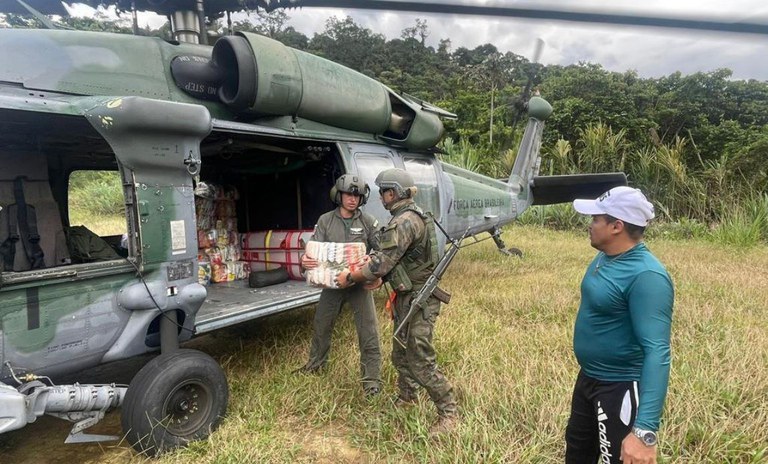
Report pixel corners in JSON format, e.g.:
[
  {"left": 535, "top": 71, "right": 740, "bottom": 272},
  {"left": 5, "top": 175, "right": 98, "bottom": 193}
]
[
  {"left": 75, "top": 226, "right": 763, "bottom": 463},
  {"left": 10, "top": 11, "right": 768, "bottom": 241},
  {"left": 260, "top": 13, "right": 767, "bottom": 233},
  {"left": 3, "top": 10, "right": 766, "bottom": 463},
  {"left": 68, "top": 170, "right": 126, "bottom": 236}
]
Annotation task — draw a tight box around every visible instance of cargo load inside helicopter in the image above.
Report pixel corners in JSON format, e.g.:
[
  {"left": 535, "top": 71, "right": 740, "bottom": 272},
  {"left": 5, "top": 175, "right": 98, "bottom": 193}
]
[
  {"left": 0, "top": 108, "right": 357, "bottom": 341},
  {"left": 190, "top": 129, "right": 347, "bottom": 333}
]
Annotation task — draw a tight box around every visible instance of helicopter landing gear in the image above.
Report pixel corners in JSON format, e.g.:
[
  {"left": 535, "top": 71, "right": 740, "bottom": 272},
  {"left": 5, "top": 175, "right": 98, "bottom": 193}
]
[
  {"left": 121, "top": 349, "right": 228, "bottom": 456},
  {"left": 502, "top": 246, "right": 524, "bottom": 257},
  {"left": 491, "top": 228, "right": 523, "bottom": 257}
]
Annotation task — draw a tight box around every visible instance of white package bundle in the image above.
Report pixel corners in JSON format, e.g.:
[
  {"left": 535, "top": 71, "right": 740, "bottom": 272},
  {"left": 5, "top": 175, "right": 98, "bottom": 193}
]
[{"left": 305, "top": 241, "right": 367, "bottom": 289}]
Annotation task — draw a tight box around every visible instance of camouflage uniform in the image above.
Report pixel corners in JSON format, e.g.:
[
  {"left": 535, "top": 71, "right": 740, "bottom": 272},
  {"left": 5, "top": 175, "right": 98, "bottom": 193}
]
[
  {"left": 304, "top": 207, "right": 381, "bottom": 392},
  {"left": 360, "top": 198, "right": 457, "bottom": 417}
]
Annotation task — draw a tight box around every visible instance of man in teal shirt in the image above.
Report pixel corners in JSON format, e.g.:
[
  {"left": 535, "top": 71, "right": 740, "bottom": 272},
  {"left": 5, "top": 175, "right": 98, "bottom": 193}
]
[{"left": 568, "top": 186, "right": 674, "bottom": 464}]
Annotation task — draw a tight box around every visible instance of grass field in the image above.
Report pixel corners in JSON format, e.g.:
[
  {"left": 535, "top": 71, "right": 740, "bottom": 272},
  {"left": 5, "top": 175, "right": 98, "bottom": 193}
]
[{"left": 81, "top": 225, "right": 768, "bottom": 463}]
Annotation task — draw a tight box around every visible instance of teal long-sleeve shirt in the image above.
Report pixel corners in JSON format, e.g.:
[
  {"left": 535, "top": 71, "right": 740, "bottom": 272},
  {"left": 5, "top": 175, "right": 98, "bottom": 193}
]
[{"left": 573, "top": 242, "right": 674, "bottom": 431}]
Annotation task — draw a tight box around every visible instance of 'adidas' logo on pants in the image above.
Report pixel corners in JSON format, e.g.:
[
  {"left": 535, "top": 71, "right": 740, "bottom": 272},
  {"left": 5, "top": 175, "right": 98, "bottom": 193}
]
[{"left": 597, "top": 401, "right": 613, "bottom": 463}]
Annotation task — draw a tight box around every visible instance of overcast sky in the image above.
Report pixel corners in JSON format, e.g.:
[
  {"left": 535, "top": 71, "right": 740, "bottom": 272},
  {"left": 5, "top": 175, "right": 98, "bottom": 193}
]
[{"left": 65, "top": 1, "right": 768, "bottom": 81}]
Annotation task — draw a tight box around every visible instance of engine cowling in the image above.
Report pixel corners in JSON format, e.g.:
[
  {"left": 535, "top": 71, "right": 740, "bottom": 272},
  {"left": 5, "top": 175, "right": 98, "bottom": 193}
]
[{"left": 174, "top": 32, "right": 447, "bottom": 149}]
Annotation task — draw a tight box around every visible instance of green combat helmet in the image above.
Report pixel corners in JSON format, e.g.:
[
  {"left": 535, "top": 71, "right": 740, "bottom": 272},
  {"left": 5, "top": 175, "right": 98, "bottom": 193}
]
[
  {"left": 375, "top": 168, "right": 417, "bottom": 200},
  {"left": 330, "top": 174, "right": 370, "bottom": 205}
]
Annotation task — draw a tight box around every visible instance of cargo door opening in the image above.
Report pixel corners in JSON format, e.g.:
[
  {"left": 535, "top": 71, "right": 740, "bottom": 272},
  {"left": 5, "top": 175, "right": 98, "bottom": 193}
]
[{"left": 193, "top": 131, "right": 342, "bottom": 332}]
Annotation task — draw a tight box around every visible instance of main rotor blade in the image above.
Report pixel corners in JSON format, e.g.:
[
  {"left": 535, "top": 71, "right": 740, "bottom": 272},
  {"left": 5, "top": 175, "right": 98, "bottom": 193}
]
[
  {"left": 531, "top": 37, "right": 544, "bottom": 65},
  {"left": 0, "top": 0, "right": 69, "bottom": 15},
  {"left": 270, "top": 0, "right": 768, "bottom": 36},
  {"left": 511, "top": 37, "right": 543, "bottom": 129}
]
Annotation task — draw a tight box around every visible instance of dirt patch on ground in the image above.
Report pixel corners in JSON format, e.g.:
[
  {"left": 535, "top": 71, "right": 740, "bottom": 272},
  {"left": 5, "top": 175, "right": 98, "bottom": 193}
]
[
  {"left": 290, "top": 420, "right": 370, "bottom": 463},
  {"left": 0, "top": 411, "right": 133, "bottom": 464}
]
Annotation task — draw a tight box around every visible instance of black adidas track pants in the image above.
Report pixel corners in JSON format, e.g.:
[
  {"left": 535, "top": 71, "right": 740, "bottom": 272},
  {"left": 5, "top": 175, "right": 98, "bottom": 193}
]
[{"left": 565, "top": 370, "right": 639, "bottom": 464}]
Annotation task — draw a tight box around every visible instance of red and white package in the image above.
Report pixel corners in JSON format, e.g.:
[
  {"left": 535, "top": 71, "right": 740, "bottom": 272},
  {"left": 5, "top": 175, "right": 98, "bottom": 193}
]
[{"left": 304, "top": 241, "right": 367, "bottom": 289}]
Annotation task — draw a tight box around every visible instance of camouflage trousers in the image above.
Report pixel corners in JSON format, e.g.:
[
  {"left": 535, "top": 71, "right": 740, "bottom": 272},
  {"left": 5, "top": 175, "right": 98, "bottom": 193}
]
[
  {"left": 306, "top": 285, "right": 382, "bottom": 391},
  {"left": 392, "top": 292, "right": 457, "bottom": 417}
]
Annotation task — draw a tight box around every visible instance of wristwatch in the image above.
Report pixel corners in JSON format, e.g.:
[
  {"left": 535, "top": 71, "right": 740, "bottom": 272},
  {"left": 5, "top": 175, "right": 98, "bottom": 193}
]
[{"left": 632, "top": 427, "right": 658, "bottom": 446}]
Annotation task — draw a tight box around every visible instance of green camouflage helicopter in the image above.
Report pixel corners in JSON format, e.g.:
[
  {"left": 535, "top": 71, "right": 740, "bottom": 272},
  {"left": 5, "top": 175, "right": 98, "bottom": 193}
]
[{"left": 3, "top": 0, "right": 757, "bottom": 456}]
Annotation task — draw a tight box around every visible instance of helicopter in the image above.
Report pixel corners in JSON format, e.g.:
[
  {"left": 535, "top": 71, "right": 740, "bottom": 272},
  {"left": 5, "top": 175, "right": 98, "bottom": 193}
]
[{"left": 3, "top": 0, "right": 752, "bottom": 456}]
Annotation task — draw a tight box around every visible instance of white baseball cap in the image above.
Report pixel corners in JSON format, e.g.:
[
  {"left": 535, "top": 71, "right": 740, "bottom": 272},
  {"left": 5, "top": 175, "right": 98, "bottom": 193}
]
[{"left": 573, "top": 186, "right": 655, "bottom": 227}]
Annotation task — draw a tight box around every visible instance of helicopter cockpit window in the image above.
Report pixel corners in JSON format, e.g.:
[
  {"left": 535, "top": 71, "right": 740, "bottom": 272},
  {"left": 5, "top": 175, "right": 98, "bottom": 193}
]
[{"left": 403, "top": 156, "right": 440, "bottom": 220}]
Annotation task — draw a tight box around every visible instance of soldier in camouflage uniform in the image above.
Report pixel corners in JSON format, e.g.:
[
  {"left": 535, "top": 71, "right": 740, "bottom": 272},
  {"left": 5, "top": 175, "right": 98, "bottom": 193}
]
[
  {"left": 336, "top": 168, "right": 458, "bottom": 434},
  {"left": 299, "top": 174, "right": 382, "bottom": 396}
]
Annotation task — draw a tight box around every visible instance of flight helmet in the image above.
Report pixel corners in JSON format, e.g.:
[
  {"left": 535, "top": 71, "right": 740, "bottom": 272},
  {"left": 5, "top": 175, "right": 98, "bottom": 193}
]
[{"left": 330, "top": 174, "right": 370, "bottom": 205}]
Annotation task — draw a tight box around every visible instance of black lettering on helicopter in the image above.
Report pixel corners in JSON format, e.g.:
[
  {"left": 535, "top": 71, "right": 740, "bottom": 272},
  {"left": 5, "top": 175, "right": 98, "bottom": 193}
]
[
  {"left": 452, "top": 197, "right": 504, "bottom": 211},
  {"left": 151, "top": 145, "right": 170, "bottom": 157},
  {"left": 46, "top": 339, "right": 86, "bottom": 354},
  {"left": 454, "top": 198, "right": 469, "bottom": 210}
]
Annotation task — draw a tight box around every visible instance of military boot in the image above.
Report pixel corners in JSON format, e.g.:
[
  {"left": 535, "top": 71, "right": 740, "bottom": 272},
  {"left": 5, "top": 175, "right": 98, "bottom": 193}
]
[
  {"left": 392, "top": 392, "right": 417, "bottom": 408},
  {"left": 394, "top": 374, "right": 419, "bottom": 408},
  {"left": 293, "top": 364, "right": 322, "bottom": 375},
  {"left": 365, "top": 386, "right": 381, "bottom": 398},
  {"left": 428, "top": 414, "right": 459, "bottom": 436}
]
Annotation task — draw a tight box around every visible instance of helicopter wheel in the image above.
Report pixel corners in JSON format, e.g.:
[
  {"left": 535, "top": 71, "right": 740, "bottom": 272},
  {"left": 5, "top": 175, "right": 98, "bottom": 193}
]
[{"left": 121, "top": 349, "right": 228, "bottom": 456}]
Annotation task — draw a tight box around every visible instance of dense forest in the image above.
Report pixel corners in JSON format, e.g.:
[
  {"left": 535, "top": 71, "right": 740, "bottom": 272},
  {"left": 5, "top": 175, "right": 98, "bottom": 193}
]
[{"left": 3, "top": 9, "right": 767, "bottom": 243}]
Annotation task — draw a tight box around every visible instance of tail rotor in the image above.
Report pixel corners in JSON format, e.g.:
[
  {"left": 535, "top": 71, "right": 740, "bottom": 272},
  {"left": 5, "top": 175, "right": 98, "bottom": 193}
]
[{"left": 511, "top": 38, "right": 545, "bottom": 129}]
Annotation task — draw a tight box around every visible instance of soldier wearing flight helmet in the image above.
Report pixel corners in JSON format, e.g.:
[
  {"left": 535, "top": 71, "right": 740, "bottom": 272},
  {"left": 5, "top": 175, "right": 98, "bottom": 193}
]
[
  {"left": 298, "top": 174, "right": 382, "bottom": 396},
  {"left": 336, "top": 168, "right": 458, "bottom": 435}
]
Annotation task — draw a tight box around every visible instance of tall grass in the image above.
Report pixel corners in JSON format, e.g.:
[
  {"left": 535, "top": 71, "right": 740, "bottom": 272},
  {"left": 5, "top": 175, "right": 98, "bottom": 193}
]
[
  {"left": 533, "top": 123, "right": 768, "bottom": 244},
  {"left": 439, "top": 138, "right": 483, "bottom": 173},
  {"left": 68, "top": 170, "right": 126, "bottom": 236},
  {"left": 522, "top": 200, "right": 768, "bottom": 247},
  {"left": 68, "top": 171, "right": 125, "bottom": 217},
  {"left": 576, "top": 122, "right": 628, "bottom": 173},
  {"left": 516, "top": 203, "right": 588, "bottom": 230},
  {"left": 710, "top": 193, "right": 768, "bottom": 247},
  {"left": 4, "top": 226, "right": 761, "bottom": 463}
]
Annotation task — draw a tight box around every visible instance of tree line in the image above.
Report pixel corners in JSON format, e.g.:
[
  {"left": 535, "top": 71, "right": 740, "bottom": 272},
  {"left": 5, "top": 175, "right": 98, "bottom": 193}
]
[
  {"left": 235, "top": 11, "right": 768, "bottom": 242},
  {"left": 4, "top": 10, "right": 766, "bottom": 242}
]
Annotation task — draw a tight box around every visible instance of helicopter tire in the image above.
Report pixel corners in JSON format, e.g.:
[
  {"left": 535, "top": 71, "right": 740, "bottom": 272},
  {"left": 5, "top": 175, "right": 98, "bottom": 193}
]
[{"left": 121, "top": 348, "right": 228, "bottom": 456}]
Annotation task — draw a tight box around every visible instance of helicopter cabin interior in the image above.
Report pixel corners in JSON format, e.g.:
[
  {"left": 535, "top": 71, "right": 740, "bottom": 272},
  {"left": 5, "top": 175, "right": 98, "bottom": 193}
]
[{"left": 0, "top": 109, "right": 353, "bottom": 335}]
